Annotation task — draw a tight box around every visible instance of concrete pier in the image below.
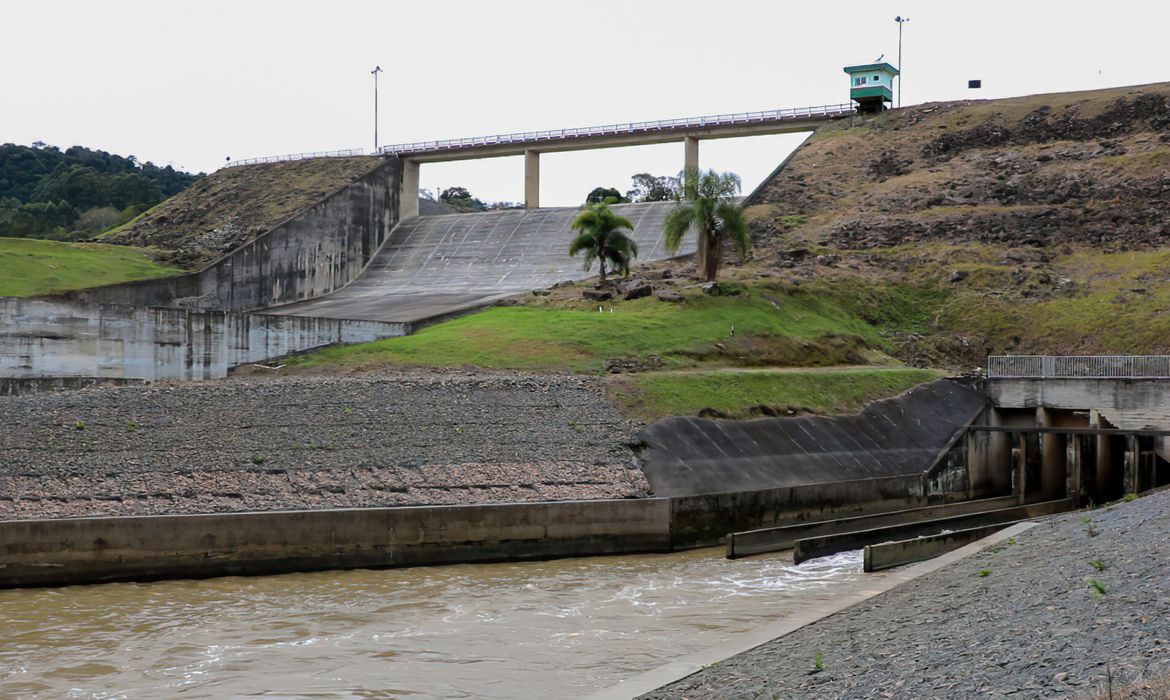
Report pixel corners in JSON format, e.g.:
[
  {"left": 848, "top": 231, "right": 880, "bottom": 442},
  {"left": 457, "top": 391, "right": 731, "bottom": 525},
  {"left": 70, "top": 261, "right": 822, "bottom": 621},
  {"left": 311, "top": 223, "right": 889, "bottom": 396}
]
[{"left": 524, "top": 149, "right": 540, "bottom": 209}]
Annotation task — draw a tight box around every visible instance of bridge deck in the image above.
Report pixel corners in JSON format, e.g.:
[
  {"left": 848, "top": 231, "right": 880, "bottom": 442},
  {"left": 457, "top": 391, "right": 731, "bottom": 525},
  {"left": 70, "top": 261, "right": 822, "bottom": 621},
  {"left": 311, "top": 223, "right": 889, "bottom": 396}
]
[
  {"left": 265, "top": 201, "right": 692, "bottom": 324},
  {"left": 379, "top": 103, "right": 852, "bottom": 163}
]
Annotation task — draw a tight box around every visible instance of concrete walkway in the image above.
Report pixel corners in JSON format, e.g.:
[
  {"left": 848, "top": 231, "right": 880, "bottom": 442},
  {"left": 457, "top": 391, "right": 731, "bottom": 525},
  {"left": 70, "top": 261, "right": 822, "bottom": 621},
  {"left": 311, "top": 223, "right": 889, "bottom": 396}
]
[{"left": 629, "top": 489, "right": 1170, "bottom": 699}]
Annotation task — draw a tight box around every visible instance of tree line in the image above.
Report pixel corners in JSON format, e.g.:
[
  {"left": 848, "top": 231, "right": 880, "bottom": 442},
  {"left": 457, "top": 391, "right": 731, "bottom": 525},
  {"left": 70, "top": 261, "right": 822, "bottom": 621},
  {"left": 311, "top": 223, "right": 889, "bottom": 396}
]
[{"left": 0, "top": 142, "right": 201, "bottom": 240}]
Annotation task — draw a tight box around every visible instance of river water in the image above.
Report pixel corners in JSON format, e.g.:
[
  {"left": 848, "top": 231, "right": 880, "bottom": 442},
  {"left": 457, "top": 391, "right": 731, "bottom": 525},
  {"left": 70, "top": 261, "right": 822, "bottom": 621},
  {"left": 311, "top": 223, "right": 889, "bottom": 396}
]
[{"left": 0, "top": 548, "right": 877, "bottom": 699}]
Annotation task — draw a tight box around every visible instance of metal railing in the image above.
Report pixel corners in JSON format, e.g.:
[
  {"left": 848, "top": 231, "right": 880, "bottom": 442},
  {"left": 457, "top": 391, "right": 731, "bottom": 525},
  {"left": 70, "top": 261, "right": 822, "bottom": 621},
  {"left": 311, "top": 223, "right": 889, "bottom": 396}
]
[
  {"left": 224, "top": 148, "right": 365, "bottom": 168},
  {"left": 378, "top": 103, "right": 855, "bottom": 156},
  {"left": 987, "top": 355, "right": 1170, "bottom": 379}
]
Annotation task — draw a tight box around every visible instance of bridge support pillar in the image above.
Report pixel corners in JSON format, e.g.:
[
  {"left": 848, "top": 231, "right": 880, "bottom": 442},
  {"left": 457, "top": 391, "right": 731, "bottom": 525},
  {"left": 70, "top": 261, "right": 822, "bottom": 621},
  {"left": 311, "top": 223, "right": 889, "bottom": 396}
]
[
  {"left": 524, "top": 150, "right": 540, "bottom": 209},
  {"left": 684, "top": 136, "right": 699, "bottom": 176},
  {"left": 401, "top": 160, "right": 419, "bottom": 220},
  {"left": 1037, "top": 407, "right": 1068, "bottom": 500}
]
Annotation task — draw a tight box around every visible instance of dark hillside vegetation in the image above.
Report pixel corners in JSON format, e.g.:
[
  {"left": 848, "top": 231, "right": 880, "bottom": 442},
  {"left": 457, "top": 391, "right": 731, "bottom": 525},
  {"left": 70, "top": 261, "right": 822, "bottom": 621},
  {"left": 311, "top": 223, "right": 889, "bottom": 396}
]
[{"left": 0, "top": 143, "right": 200, "bottom": 241}]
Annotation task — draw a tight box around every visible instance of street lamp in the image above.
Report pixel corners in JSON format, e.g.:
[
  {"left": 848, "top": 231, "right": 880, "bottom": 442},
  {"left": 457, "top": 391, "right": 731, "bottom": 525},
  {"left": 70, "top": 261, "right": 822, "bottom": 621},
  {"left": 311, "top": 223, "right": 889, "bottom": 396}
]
[
  {"left": 371, "top": 66, "right": 383, "bottom": 151},
  {"left": 895, "top": 16, "right": 910, "bottom": 108}
]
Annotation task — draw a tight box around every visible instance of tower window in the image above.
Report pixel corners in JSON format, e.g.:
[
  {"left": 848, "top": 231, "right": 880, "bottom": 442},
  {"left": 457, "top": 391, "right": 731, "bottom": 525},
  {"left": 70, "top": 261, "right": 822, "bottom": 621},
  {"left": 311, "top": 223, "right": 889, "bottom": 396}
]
[
  {"left": 873, "top": 74, "right": 880, "bottom": 80},
  {"left": 854, "top": 76, "right": 867, "bottom": 86}
]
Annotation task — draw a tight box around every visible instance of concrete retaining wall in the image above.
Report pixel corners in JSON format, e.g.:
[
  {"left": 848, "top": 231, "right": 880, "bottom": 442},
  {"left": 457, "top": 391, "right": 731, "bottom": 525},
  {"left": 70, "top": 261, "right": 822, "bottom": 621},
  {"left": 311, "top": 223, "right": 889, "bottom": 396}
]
[
  {"left": 669, "top": 473, "right": 926, "bottom": 547},
  {"left": 0, "top": 499, "right": 672, "bottom": 587},
  {"left": 989, "top": 378, "right": 1170, "bottom": 412},
  {"left": 0, "top": 296, "right": 406, "bottom": 380},
  {"left": 68, "top": 158, "right": 403, "bottom": 312}
]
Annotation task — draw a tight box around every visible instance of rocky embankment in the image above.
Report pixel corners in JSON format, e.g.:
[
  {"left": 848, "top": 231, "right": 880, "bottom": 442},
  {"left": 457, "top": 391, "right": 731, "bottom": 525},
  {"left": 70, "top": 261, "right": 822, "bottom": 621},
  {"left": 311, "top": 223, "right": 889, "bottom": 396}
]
[
  {"left": 642, "top": 489, "right": 1170, "bottom": 699},
  {"left": 0, "top": 370, "right": 648, "bottom": 519},
  {"left": 750, "top": 84, "right": 1170, "bottom": 252}
]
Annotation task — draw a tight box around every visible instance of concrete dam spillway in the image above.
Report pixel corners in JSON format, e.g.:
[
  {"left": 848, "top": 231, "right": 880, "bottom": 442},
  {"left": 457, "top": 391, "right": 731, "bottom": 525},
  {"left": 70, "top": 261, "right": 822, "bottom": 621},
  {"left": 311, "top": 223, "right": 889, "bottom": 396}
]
[{"left": 265, "top": 201, "right": 691, "bottom": 323}]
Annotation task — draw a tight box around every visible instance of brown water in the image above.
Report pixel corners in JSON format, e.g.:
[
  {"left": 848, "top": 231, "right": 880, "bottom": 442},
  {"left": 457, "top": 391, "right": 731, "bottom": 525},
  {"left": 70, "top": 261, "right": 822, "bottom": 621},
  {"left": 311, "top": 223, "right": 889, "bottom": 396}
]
[{"left": 0, "top": 548, "right": 877, "bottom": 698}]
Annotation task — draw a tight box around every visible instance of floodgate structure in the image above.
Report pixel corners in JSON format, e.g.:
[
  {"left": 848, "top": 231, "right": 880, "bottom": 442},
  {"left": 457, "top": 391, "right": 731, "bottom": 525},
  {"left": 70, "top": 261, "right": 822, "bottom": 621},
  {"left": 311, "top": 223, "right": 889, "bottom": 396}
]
[{"left": 2, "top": 95, "right": 1170, "bottom": 588}]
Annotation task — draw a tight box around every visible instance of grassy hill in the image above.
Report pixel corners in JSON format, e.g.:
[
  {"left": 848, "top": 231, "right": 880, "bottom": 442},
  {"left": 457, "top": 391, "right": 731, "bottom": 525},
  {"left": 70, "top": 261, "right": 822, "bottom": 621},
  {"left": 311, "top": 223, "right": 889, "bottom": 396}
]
[
  {"left": 0, "top": 238, "right": 181, "bottom": 297},
  {"left": 744, "top": 81, "right": 1170, "bottom": 363}
]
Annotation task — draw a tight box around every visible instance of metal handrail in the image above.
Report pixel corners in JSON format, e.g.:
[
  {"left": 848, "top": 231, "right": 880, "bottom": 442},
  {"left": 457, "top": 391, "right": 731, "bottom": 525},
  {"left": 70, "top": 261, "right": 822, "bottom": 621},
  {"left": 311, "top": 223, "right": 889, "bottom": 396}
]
[
  {"left": 378, "top": 102, "right": 855, "bottom": 156},
  {"left": 987, "top": 355, "right": 1170, "bottom": 379},
  {"left": 224, "top": 148, "right": 365, "bottom": 168}
]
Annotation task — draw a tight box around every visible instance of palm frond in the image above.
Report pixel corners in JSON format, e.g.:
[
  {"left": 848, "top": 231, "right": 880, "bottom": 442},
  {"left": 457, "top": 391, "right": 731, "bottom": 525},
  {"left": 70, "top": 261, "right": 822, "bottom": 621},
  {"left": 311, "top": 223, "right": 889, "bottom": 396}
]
[
  {"left": 662, "top": 204, "right": 696, "bottom": 253},
  {"left": 568, "top": 231, "right": 597, "bottom": 257},
  {"left": 715, "top": 201, "right": 750, "bottom": 257}
]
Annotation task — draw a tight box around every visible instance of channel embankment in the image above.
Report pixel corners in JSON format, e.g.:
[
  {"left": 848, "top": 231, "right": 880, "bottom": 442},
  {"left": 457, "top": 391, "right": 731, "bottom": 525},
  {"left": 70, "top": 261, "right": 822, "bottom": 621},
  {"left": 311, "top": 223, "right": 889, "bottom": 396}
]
[
  {"left": 639, "top": 488, "right": 1170, "bottom": 700},
  {"left": 0, "top": 370, "right": 648, "bottom": 519}
]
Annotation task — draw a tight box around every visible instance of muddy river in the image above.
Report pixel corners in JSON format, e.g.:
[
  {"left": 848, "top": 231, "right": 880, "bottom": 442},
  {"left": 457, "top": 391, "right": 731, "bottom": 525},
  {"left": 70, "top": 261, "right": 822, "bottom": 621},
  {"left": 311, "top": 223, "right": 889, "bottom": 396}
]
[{"left": 0, "top": 548, "right": 877, "bottom": 698}]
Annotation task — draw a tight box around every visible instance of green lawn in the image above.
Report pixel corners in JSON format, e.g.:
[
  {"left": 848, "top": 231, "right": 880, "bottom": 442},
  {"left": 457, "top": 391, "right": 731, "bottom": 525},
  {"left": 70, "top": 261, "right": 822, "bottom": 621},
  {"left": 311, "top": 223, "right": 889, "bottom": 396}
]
[
  {"left": 0, "top": 238, "right": 181, "bottom": 297},
  {"left": 606, "top": 367, "right": 944, "bottom": 421},
  {"left": 290, "top": 284, "right": 906, "bottom": 373}
]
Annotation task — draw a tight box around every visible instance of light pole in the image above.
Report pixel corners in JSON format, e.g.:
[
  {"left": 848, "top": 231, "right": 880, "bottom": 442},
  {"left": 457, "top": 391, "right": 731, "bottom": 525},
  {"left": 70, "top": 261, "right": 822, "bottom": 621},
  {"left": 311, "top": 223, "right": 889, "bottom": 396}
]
[
  {"left": 895, "top": 16, "right": 909, "bottom": 108},
  {"left": 371, "top": 66, "right": 383, "bottom": 151}
]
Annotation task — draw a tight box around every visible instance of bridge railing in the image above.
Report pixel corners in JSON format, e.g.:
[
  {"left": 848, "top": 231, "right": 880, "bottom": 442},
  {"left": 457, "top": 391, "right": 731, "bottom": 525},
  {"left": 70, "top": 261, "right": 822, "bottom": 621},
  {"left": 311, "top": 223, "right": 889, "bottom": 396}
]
[
  {"left": 224, "top": 149, "right": 365, "bottom": 168},
  {"left": 987, "top": 355, "right": 1170, "bottom": 379},
  {"left": 378, "top": 103, "right": 855, "bottom": 156}
]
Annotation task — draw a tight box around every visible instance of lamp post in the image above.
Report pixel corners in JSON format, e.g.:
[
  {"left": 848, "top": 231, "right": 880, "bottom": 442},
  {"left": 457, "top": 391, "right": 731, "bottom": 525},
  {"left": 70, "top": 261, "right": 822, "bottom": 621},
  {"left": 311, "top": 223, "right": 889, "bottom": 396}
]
[
  {"left": 371, "top": 66, "right": 383, "bottom": 151},
  {"left": 895, "top": 16, "right": 909, "bottom": 108}
]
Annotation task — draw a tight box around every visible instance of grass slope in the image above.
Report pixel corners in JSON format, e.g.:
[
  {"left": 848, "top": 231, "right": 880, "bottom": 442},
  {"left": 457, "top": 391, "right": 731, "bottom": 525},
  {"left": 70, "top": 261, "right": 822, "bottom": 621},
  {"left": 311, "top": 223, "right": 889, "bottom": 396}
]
[
  {"left": 606, "top": 367, "right": 943, "bottom": 422},
  {"left": 0, "top": 238, "right": 180, "bottom": 297},
  {"left": 289, "top": 281, "right": 918, "bottom": 374}
]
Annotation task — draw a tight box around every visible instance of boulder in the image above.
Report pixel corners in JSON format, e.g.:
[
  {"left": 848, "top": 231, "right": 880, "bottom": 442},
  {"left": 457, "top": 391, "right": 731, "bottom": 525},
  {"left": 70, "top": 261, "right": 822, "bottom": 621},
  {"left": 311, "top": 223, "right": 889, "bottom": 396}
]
[
  {"left": 582, "top": 288, "right": 613, "bottom": 301},
  {"left": 656, "top": 290, "right": 684, "bottom": 303},
  {"left": 622, "top": 280, "right": 653, "bottom": 300}
]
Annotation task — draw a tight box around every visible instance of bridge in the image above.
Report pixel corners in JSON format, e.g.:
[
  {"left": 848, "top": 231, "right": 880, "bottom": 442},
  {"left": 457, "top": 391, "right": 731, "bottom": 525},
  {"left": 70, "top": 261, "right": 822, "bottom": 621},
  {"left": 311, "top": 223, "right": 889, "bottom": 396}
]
[
  {"left": 226, "top": 102, "right": 854, "bottom": 214},
  {"left": 385, "top": 102, "right": 851, "bottom": 215}
]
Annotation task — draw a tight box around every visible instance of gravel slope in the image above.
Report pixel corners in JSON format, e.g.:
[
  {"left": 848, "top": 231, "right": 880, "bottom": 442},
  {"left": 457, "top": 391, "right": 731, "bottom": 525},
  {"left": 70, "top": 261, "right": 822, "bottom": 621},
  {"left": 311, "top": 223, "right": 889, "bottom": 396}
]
[
  {"left": 641, "top": 489, "right": 1170, "bottom": 699},
  {"left": 0, "top": 370, "right": 648, "bottom": 519}
]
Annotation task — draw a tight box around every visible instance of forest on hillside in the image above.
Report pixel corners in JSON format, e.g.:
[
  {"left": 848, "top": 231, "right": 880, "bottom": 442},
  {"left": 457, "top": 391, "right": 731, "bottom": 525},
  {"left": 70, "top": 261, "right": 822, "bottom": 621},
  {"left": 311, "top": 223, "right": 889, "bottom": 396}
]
[{"left": 0, "top": 143, "right": 201, "bottom": 241}]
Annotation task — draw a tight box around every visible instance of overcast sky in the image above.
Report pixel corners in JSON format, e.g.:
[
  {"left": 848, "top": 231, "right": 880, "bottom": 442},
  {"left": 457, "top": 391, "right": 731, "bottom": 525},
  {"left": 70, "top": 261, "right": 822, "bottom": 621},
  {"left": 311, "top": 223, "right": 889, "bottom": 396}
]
[{"left": 3, "top": 1, "right": 1168, "bottom": 206}]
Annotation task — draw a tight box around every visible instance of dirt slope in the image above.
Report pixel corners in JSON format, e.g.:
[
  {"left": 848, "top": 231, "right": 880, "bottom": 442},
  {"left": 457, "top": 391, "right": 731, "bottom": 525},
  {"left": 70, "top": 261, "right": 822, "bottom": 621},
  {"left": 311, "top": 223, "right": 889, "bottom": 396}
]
[
  {"left": 750, "top": 82, "right": 1170, "bottom": 251},
  {"left": 100, "top": 156, "right": 383, "bottom": 269}
]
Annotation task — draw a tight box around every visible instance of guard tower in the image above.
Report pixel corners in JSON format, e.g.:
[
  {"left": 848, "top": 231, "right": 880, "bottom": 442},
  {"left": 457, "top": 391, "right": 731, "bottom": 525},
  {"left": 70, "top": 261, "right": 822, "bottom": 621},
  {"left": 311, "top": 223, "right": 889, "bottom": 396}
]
[{"left": 844, "top": 62, "right": 899, "bottom": 114}]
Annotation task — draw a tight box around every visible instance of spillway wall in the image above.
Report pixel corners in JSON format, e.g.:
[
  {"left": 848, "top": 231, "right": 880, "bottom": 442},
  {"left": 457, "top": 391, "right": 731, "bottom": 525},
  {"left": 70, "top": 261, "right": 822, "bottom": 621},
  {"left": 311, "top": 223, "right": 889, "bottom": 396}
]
[
  {"left": 69, "top": 158, "right": 403, "bottom": 312},
  {"left": 0, "top": 296, "right": 405, "bottom": 381}
]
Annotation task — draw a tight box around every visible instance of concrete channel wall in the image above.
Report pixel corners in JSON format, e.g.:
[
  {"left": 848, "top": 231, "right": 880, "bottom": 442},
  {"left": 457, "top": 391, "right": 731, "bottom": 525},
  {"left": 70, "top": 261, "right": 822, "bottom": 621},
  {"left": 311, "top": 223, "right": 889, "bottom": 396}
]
[
  {"left": 0, "top": 474, "right": 943, "bottom": 587},
  {"left": 0, "top": 296, "right": 406, "bottom": 381},
  {"left": 0, "top": 499, "right": 673, "bottom": 587},
  {"left": 67, "top": 158, "right": 403, "bottom": 312}
]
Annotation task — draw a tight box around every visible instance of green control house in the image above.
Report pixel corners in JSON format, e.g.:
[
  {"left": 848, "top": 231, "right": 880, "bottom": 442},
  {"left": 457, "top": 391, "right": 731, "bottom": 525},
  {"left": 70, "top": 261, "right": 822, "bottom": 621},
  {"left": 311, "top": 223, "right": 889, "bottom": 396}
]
[{"left": 844, "top": 62, "right": 899, "bottom": 113}]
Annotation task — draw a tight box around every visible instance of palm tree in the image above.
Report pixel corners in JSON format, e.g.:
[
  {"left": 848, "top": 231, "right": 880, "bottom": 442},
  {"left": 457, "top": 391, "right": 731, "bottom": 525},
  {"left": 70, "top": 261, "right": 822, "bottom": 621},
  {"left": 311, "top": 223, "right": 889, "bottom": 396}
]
[
  {"left": 568, "top": 202, "right": 638, "bottom": 286},
  {"left": 663, "top": 168, "right": 749, "bottom": 282}
]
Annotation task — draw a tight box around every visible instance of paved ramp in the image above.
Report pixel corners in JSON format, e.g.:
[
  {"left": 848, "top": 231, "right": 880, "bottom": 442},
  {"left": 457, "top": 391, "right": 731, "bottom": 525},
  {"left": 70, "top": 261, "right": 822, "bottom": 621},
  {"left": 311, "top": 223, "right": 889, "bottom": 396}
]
[
  {"left": 639, "top": 380, "right": 987, "bottom": 497},
  {"left": 266, "top": 201, "right": 690, "bottom": 323}
]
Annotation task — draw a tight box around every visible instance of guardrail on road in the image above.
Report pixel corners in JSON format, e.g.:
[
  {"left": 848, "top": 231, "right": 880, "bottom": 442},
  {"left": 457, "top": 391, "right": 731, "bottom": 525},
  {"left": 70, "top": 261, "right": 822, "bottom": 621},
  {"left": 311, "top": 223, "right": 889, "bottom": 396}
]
[{"left": 225, "top": 148, "right": 365, "bottom": 168}]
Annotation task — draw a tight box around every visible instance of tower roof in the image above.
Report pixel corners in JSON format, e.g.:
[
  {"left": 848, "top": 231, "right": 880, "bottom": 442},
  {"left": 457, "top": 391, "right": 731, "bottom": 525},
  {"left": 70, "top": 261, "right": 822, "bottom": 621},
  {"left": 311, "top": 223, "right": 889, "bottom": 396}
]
[{"left": 844, "top": 63, "right": 900, "bottom": 76}]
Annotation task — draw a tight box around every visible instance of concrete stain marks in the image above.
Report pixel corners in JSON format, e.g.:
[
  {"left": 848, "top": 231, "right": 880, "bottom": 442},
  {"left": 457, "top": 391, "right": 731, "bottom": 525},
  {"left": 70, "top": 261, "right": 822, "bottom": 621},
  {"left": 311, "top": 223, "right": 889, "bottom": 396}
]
[
  {"left": 263, "top": 202, "right": 690, "bottom": 324},
  {"left": 588, "top": 521, "right": 1039, "bottom": 700}
]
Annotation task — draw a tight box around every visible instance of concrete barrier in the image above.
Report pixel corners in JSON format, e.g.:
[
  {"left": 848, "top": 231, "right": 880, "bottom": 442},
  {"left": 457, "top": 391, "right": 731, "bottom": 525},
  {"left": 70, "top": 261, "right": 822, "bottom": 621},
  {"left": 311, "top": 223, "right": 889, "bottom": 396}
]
[
  {"left": 0, "top": 498, "right": 672, "bottom": 588},
  {"left": 726, "top": 495, "right": 1022, "bottom": 558},
  {"left": 0, "top": 296, "right": 406, "bottom": 380},
  {"left": 863, "top": 523, "right": 1018, "bottom": 572},
  {"left": 792, "top": 498, "right": 1075, "bottom": 564},
  {"left": 669, "top": 473, "right": 926, "bottom": 548}
]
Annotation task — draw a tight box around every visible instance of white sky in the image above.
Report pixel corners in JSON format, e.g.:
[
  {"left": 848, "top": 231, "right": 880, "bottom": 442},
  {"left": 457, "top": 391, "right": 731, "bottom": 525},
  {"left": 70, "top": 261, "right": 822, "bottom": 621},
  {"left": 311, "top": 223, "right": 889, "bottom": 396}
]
[{"left": 3, "top": 1, "right": 1168, "bottom": 206}]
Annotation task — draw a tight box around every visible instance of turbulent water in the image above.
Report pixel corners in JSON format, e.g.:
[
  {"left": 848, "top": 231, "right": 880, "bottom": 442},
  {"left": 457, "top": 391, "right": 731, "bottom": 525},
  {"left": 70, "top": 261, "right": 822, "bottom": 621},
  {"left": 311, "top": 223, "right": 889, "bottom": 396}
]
[{"left": 0, "top": 548, "right": 875, "bottom": 699}]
